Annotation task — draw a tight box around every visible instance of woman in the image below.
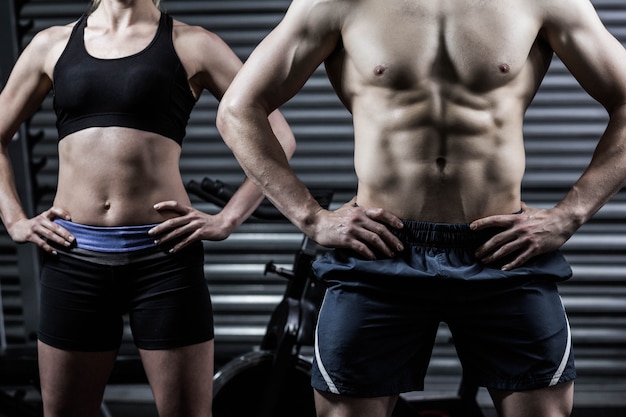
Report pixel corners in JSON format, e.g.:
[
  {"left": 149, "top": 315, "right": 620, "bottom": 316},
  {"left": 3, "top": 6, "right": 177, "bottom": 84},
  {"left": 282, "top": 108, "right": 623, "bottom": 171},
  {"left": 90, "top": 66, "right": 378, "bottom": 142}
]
[{"left": 0, "top": 0, "right": 295, "bottom": 416}]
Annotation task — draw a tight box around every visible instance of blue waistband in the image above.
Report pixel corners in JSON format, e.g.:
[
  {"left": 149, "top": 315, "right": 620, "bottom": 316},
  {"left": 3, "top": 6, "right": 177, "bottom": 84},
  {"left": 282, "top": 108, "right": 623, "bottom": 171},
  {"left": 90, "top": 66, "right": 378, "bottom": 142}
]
[{"left": 54, "top": 219, "right": 158, "bottom": 253}]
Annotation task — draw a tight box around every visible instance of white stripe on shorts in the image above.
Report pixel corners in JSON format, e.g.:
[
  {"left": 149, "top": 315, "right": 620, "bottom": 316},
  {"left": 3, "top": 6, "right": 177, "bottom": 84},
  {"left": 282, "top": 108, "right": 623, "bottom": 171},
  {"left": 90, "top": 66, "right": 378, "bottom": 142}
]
[
  {"left": 549, "top": 297, "right": 572, "bottom": 386},
  {"left": 314, "top": 296, "right": 340, "bottom": 394}
]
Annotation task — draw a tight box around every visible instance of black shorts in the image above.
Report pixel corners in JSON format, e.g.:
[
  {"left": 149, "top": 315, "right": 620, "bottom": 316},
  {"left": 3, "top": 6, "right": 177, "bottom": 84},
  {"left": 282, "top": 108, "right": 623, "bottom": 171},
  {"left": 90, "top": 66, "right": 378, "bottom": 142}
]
[
  {"left": 39, "top": 238, "right": 214, "bottom": 352},
  {"left": 311, "top": 220, "right": 575, "bottom": 396}
]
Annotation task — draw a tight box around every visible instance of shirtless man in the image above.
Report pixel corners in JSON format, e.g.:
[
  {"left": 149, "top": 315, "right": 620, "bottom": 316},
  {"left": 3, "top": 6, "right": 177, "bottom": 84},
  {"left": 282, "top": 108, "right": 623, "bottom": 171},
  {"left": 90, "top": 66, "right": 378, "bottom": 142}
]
[
  {"left": 216, "top": 0, "right": 626, "bottom": 416},
  {"left": 0, "top": 0, "right": 294, "bottom": 416}
]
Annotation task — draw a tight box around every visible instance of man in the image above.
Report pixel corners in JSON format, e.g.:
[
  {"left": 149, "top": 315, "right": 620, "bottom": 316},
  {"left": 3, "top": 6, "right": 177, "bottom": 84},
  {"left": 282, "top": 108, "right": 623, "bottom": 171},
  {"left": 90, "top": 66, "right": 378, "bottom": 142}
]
[{"left": 216, "top": 1, "right": 626, "bottom": 416}]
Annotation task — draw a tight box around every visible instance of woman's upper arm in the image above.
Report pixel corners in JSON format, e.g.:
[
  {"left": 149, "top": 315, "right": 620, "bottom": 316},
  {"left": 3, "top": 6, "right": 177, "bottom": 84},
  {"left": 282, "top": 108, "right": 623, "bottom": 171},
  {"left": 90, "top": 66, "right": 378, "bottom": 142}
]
[
  {"left": 176, "top": 24, "right": 244, "bottom": 101},
  {"left": 175, "top": 22, "right": 298, "bottom": 154},
  {"left": 0, "top": 27, "right": 63, "bottom": 146}
]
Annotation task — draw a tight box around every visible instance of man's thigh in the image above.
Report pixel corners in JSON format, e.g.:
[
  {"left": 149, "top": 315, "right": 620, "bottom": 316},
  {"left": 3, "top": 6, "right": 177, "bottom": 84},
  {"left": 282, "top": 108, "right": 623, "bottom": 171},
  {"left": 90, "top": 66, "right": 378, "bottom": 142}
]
[
  {"left": 448, "top": 278, "right": 575, "bottom": 391},
  {"left": 312, "top": 277, "right": 440, "bottom": 397}
]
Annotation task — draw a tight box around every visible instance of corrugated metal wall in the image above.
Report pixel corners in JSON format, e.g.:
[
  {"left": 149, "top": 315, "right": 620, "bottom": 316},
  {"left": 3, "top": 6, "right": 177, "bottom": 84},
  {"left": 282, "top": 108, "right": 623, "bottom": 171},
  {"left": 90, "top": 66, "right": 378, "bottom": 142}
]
[{"left": 1, "top": 0, "right": 625, "bottom": 405}]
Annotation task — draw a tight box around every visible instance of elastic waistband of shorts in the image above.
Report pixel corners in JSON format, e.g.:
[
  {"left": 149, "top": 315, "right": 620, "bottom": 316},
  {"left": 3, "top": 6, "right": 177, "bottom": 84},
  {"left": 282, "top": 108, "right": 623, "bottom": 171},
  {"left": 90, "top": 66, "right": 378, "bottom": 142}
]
[
  {"left": 54, "top": 219, "right": 158, "bottom": 253},
  {"left": 391, "top": 220, "right": 501, "bottom": 248}
]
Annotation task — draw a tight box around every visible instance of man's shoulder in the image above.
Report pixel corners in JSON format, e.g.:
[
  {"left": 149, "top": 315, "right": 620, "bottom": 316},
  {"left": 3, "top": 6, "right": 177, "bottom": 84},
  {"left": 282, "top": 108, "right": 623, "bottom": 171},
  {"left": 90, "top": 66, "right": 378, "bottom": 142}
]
[
  {"left": 528, "top": 0, "right": 598, "bottom": 24},
  {"left": 290, "top": 0, "right": 355, "bottom": 15},
  {"left": 288, "top": 0, "right": 354, "bottom": 27}
]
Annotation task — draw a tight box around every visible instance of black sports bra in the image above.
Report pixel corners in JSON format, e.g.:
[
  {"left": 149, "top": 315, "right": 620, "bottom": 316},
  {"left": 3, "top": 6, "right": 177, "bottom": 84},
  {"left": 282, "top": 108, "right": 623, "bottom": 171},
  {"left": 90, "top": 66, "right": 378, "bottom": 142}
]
[{"left": 53, "top": 13, "right": 196, "bottom": 145}]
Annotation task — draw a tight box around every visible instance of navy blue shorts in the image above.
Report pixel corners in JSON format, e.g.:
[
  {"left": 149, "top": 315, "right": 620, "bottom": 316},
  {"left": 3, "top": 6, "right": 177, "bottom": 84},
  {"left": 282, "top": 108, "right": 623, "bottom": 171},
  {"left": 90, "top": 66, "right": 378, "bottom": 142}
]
[
  {"left": 311, "top": 220, "right": 575, "bottom": 397},
  {"left": 39, "top": 221, "right": 213, "bottom": 351}
]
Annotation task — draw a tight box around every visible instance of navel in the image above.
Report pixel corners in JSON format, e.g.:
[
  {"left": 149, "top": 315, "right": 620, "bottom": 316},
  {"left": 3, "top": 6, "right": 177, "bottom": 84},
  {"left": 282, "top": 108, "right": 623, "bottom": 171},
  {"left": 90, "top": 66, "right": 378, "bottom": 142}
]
[
  {"left": 103, "top": 201, "right": 111, "bottom": 211},
  {"left": 436, "top": 157, "right": 446, "bottom": 172}
]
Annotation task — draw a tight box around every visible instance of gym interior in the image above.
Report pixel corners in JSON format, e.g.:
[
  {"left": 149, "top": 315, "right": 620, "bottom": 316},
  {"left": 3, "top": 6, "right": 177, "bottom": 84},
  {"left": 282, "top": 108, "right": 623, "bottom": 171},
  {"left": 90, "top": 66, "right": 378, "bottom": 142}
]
[{"left": 0, "top": 1, "right": 625, "bottom": 416}]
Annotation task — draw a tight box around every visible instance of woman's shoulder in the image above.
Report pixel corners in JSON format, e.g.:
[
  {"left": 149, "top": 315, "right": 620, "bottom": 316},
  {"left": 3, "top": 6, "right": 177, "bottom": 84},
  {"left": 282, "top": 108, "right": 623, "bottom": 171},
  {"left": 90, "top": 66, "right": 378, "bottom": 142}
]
[
  {"left": 20, "top": 19, "right": 79, "bottom": 75},
  {"left": 170, "top": 17, "right": 236, "bottom": 62},
  {"left": 171, "top": 17, "right": 224, "bottom": 45},
  {"left": 31, "top": 18, "right": 79, "bottom": 47},
  {"left": 26, "top": 19, "right": 79, "bottom": 64}
]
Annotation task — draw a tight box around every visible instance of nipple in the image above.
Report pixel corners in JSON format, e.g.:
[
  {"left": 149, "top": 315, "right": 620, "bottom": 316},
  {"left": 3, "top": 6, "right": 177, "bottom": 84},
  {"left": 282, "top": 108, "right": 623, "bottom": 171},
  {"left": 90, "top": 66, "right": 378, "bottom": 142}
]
[
  {"left": 498, "top": 63, "right": 511, "bottom": 73},
  {"left": 373, "top": 65, "right": 386, "bottom": 76}
]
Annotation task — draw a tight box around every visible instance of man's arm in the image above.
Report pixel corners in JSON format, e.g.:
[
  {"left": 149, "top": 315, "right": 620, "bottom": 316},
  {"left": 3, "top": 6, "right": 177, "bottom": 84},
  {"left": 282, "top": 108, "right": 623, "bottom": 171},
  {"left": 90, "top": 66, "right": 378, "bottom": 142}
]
[
  {"left": 151, "top": 24, "right": 297, "bottom": 250},
  {"left": 217, "top": 0, "right": 404, "bottom": 258},
  {"left": 544, "top": 0, "right": 626, "bottom": 222},
  {"left": 189, "top": 29, "right": 298, "bottom": 230},
  {"left": 472, "top": 0, "right": 626, "bottom": 269}
]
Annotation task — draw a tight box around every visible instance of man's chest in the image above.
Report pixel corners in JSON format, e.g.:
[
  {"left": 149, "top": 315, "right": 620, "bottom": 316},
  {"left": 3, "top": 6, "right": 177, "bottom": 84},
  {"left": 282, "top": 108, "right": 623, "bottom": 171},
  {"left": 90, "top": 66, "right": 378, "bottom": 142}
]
[{"left": 340, "top": 1, "right": 544, "bottom": 91}]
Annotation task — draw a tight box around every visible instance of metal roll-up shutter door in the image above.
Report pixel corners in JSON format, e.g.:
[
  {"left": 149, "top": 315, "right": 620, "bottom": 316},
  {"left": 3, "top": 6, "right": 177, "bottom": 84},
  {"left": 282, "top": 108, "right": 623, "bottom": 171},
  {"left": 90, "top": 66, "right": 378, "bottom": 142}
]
[{"left": 2, "top": 0, "right": 625, "bottom": 405}]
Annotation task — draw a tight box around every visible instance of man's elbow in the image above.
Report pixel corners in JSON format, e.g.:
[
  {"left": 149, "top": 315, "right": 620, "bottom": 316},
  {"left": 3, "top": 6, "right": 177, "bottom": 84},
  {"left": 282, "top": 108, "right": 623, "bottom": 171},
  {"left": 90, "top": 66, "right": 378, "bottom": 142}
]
[{"left": 216, "top": 98, "right": 239, "bottom": 144}]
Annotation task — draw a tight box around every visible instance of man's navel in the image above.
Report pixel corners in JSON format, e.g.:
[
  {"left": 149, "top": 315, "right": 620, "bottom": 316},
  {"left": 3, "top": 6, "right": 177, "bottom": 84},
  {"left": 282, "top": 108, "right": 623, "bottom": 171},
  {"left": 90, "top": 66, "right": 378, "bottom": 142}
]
[{"left": 436, "top": 156, "right": 447, "bottom": 173}]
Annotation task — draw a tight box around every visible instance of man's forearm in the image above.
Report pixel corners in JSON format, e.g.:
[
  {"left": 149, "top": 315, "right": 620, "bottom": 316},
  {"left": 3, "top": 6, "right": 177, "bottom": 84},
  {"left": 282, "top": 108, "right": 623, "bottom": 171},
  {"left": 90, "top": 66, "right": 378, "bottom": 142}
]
[
  {"left": 556, "top": 106, "right": 626, "bottom": 230},
  {"left": 217, "top": 102, "right": 323, "bottom": 235}
]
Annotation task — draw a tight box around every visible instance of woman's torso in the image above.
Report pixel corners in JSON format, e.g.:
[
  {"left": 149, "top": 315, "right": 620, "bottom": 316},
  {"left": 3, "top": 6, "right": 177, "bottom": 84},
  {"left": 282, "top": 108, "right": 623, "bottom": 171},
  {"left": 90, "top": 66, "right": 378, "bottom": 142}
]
[{"left": 47, "top": 11, "right": 198, "bottom": 226}]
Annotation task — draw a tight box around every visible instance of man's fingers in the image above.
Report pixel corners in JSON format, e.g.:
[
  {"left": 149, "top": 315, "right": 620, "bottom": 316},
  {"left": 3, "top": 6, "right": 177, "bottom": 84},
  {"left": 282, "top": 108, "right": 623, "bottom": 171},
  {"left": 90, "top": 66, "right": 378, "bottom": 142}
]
[
  {"left": 361, "top": 207, "right": 404, "bottom": 253},
  {"left": 471, "top": 214, "right": 514, "bottom": 230},
  {"left": 363, "top": 207, "right": 404, "bottom": 229},
  {"left": 364, "top": 222, "right": 404, "bottom": 254},
  {"left": 361, "top": 229, "right": 394, "bottom": 257},
  {"left": 477, "top": 238, "right": 515, "bottom": 263},
  {"left": 350, "top": 242, "right": 377, "bottom": 260},
  {"left": 323, "top": 204, "right": 406, "bottom": 258},
  {"left": 338, "top": 221, "right": 400, "bottom": 258},
  {"left": 477, "top": 234, "right": 537, "bottom": 270}
]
